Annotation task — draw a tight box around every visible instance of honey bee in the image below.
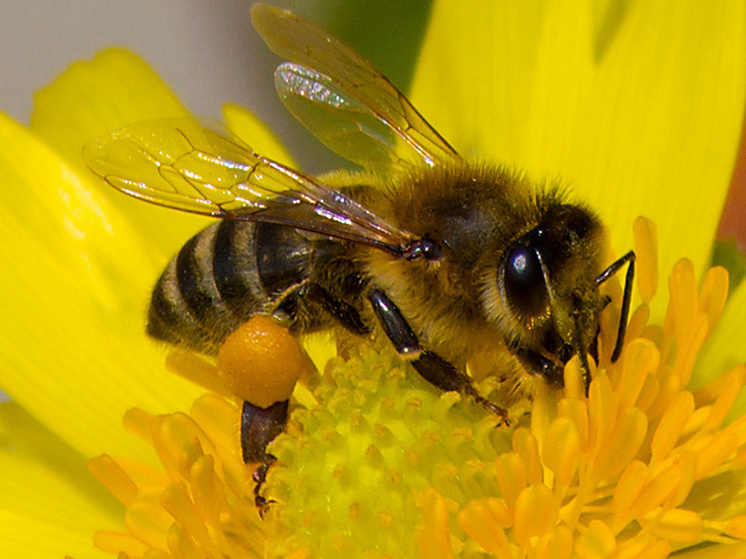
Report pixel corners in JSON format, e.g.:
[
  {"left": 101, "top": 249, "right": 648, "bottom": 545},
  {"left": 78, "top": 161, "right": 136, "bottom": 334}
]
[{"left": 85, "top": 4, "right": 634, "bottom": 467}]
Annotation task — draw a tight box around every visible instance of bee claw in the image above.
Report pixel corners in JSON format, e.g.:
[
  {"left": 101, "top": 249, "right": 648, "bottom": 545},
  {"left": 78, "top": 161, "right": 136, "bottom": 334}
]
[
  {"left": 471, "top": 392, "right": 510, "bottom": 425},
  {"left": 253, "top": 455, "right": 277, "bottom": 518},
  {"left": 255, "top": 495, "right": 277, "bottom": 519}
]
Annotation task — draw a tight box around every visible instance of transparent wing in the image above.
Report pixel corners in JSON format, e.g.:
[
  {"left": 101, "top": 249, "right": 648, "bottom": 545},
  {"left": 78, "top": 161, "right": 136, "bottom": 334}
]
[
  {"left": 275, "top": 63, "right": 404, "bottom": 173},
  {"left": 252, "top": 3, "right": 460, "bottom": 172},
  {"left": 84, "top": 117, "right": 415, "bottom": 252}
]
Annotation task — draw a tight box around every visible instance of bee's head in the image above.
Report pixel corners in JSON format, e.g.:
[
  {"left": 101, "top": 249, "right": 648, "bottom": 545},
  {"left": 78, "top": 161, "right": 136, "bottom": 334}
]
[{"left": 492, "top": 204, "right": 610, "bottom": 375}]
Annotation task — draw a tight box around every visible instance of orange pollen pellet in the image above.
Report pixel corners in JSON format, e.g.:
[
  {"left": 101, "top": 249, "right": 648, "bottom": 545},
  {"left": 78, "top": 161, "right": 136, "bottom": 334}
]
[{"left": 217, "top": 315, "right": 315, "bottom": 408}]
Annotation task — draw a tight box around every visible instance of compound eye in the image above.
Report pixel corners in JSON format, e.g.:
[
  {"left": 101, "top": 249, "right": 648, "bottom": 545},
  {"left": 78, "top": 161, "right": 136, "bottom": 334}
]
[{"left": 503, "top": 246, "right": 549, "bottom": 316}]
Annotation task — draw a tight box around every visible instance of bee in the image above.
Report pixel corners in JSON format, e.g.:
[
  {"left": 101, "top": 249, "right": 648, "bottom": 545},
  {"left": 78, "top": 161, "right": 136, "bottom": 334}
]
[{"left": 85, "top": 4, "right": 635, "bottom": 469}]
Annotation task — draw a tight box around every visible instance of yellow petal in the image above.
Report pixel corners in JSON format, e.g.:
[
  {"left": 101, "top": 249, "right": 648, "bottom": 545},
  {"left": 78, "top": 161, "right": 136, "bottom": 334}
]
[
  {"left": 564, "top": 0, "right": 746, "bottom": 296},
  {"left": 30, "top": 47, "right": 209, "bottom": 256},
  {"left": 0, "top": 113, "right": 202, "bottom": 460},
  {"left": 0, "top": 403, "right": 119, "bottom": 559},
  {"left": 410, "top": 0, "right": 545, "bottom": 159}
]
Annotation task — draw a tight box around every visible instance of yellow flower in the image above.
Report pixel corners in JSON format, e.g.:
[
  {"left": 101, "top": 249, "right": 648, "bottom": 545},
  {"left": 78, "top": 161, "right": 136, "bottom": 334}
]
[{"left": 1, "top": 1, "right": 746, "bottom": 558}]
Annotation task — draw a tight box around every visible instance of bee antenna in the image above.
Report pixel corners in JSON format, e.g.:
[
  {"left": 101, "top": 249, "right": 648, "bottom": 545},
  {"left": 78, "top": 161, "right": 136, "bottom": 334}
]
[{"left": 595, "top": 251, "right": 636, "bottom": 363}]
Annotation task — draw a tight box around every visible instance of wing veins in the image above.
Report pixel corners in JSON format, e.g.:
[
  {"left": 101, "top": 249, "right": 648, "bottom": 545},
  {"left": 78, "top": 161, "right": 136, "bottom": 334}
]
[
  {"left": 85, "top": 117, "right": 416, "bottom": 252},
  {"left": 253, "top": 4, "right": 459, "bottom": 169}
]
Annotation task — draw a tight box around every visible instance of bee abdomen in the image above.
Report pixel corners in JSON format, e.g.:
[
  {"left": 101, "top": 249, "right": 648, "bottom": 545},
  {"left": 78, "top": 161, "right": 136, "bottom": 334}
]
[{"left": 148, "top": 220, "right": 270, "bottom": 354}]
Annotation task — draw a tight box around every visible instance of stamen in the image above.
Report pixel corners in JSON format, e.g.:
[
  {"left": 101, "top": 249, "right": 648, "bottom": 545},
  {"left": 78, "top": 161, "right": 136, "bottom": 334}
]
[
  {"left": 496, "top": 452, "right": 528, "bottom": 513},
  {"left": 626, "top": 304, "right": 650, "bottom": 347},
  {"left": 633, "top": 216, "right": 658, "bottom": 304},
  {"left": 698, "top": 266, "right": 729, "bottom": 338},
  {"left": 611, "top": 460, "right": 648, "bottom": 527},
  {"left": 722, "top": 516, "right": 746, "bottom": 538},
  {"left": 703, "top": 365, "right": 744, "bottom": 430},
  {"left": 87, "top": 454, "right": 138, "bottom": 506},
  {"left": 593, "top": 406, "right": 647, "bottom": 481},
  {"left": 166, "top": 349, "right": 232, "bottom": 397},
  {"left": 92, "top": 530, "right": 149, "bottom": 557},
  {"left": 630, "top": 464, "right": 684, "bottom": 517},
  {"left": 574, "top": 519, "right": 616, "bottom": 557},
  {"left": 639, "top": 508, "right": 703, "bottom": 543},
  {"left": 457, "top": 499, "right": 510, "bottom": 554},
  {"left": 512, "top": 428, "right": 542, "bottom": 484},
  {"left": 692, "top": 430, "right": 739, "bottom": 479},
  {"left": 562, "top": 355, "right": 587, "bottom": 400},
  {"left": 614, "top": 339, "right": 659, "bottom": 408},
  {"left": 541, "top": 417, "right": 581, "bottom": 486},
  {"left": 650, "top": 391, "right": 695, "bottom": 462},
  {"left": 665, "top": 259, "right": 698, "bottom": 343},
  {"left": 513, "top": 484, "right": 555, "bottom": 545},
  {"left": 418, "top": 489, "right": 453, "bottom": 559}
]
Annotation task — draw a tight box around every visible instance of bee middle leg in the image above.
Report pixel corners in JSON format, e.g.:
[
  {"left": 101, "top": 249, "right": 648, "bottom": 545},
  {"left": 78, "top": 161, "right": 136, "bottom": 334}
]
[
  {"left": 272, "top": 280, "right": 371, "bottom": 335},
  {"left": 367, "top": 288, "right": 509, "bottom": 422}
]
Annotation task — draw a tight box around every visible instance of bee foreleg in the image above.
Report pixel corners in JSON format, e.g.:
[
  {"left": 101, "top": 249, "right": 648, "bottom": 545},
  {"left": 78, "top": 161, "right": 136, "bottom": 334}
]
[
  {"left": 594, "top": 250, "right": 636, "bottom": 363},
  {"left": 367, "top": 288, "right": 508, "bottom": 422}
]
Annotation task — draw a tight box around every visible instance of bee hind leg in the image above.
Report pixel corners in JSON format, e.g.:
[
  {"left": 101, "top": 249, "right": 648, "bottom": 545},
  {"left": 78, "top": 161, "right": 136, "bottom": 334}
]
[
  {"left": 244, "top": 282, "right": 369, "bottom": 513},
  {"left": 241, "top": 400, "right": 288, "bottom": 516},
  {"left": 367, "top": 288, "right": 509, "bottom": 423}
]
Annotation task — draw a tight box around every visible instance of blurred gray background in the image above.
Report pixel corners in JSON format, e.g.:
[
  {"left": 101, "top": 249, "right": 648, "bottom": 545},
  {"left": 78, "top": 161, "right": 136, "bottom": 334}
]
[{"left": 0, "top": 0, "right": 431, "bottom": 173}]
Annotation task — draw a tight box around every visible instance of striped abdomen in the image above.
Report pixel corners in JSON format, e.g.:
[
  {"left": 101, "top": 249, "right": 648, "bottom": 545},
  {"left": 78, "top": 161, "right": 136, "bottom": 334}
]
[{"left": 148, "top": 220, "right": 315, "bottom": 354}]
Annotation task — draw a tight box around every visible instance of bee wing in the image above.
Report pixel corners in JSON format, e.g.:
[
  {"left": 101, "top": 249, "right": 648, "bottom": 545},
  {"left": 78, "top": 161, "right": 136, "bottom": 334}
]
[
  {"left": 252, "top": 3, "right": 460, "bottom": 172},
  {"left": 84, "top": 117, "right": 414, "bottom": 252}
]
